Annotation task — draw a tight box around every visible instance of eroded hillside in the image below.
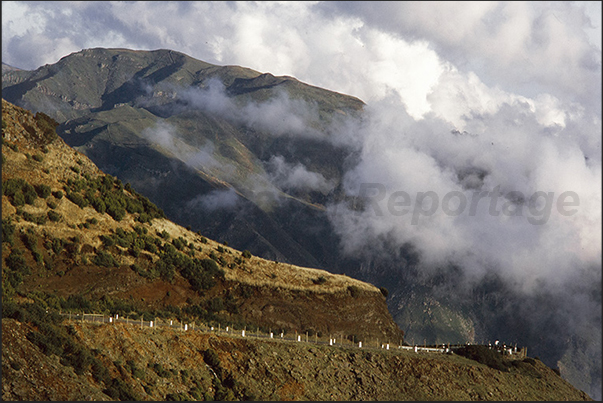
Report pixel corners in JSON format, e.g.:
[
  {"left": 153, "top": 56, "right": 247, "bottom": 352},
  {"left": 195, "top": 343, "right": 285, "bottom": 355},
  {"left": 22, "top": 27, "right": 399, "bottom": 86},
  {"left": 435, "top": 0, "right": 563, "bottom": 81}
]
[
  {"left": 2, "top": 98, "right": 402, "bottom": 342},
  {"left": 2, "top": 317, "right": 592, "bottom": 401}
]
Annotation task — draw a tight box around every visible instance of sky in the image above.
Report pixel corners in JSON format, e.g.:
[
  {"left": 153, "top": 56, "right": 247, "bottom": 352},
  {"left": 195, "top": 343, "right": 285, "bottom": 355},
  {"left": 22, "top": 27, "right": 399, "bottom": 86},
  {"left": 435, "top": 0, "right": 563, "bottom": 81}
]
[{"left": 2, "top": 1, "right": 602, "bottom": 396}]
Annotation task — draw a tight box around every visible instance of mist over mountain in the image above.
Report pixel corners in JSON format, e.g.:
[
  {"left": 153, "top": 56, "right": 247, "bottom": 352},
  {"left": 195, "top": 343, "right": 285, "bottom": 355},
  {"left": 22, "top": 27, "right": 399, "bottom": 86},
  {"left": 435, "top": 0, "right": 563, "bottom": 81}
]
[{"left": 2, "top": 47, "right": 601, "bottom": 399}]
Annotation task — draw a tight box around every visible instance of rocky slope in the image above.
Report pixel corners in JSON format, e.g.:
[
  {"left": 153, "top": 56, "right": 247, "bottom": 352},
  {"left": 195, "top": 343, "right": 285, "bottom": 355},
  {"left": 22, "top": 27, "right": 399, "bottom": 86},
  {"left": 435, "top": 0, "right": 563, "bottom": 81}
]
[{"left": 2, "top": 317, "right": 592, "bottom": 401}]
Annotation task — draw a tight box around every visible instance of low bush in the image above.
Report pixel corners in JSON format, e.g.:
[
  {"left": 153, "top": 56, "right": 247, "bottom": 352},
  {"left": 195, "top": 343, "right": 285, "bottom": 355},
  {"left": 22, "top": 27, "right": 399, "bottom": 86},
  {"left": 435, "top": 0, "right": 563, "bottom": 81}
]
[
  {"left": 312, "top": 276, "right": 327, "bottom": 285},
  {"left": 47, "top": 210, "right": 62, "bottom": 222},
  {"left": 93, "top": 251, "right": 119, "bottom": 267},
  {"left": 348, "top": 285, "right": 360, "bottom": 298},
  {"left": 35, "top": 184, "right": 51, "bottom": 198},
  {"left": 2, "top": 218, "right": 15, "bottom": 244},
  {"left": 454, "top": 345, "right": 511, "bottom": 372}
]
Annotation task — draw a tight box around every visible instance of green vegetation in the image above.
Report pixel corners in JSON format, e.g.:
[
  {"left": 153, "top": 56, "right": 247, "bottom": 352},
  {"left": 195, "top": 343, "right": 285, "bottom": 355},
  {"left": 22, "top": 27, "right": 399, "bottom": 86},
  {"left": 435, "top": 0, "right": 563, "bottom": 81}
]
[
  {"left": 21, "top": 211, "right": 47, "bottom": 225},
  {"left": 3, "top": 249, "right": 30, "bottom": 296},
  {"left": 34, "top": 111, "right": 59, "bottom": 143},
  {"left": 348, "top": 285, "right": 360, "bottom": 298},
  {"left": 47, "top": 210, "right": 62, "bottom": 222},
  {"left": 2, "top": 218, "right": 16, "bottom": 245},
  {"left": 35, "top": 184, "right": 52, "bottom": 198},
  {"left": 455, "top": 345, "right": 511, "bottom": 372},
  {"left": 92, "top": 250, "right": 119, "bottom": 267},
  {"left": 312, "top": 276, "right": 327, "bottom": 285},
  {"left": 61, "top": 173, "right": 164, "bottom": 222},
  {"left": 3, "top": 178, "right": 38, "bottom": 206}
]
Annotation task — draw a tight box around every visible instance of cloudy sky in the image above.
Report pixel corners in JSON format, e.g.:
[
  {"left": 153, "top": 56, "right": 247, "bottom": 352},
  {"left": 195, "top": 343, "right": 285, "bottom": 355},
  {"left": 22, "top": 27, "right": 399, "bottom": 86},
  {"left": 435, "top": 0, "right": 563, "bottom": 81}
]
[{"left": 2, "top": 1, "right": 601, "bottom": 290}]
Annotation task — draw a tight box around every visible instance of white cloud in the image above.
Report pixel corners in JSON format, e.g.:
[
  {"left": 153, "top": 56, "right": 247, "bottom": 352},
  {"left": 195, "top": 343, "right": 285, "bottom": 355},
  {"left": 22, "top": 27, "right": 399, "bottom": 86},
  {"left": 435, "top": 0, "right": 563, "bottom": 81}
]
[{"left": 265, "top": 155, "right": 335, "bottom": 194}]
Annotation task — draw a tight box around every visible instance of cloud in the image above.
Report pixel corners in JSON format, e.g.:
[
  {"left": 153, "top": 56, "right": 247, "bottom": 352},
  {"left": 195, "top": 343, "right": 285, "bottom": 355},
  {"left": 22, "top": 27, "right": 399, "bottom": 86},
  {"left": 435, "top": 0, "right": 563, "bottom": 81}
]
[
  {"left": 326, "top": 79, "right": 601, "bottom": 292},
  {"left": 265, "top": 155, "right": 335, "bottom": 194},
  {"left": 317, "top": 1, "right": 602, "bottom": 114},
  {"left": 179, "top": 78, "right": 324, "bottom": 138},
  {"left": 187, "top": 188, "right": 240, "bottom": 212},
  {"left": 139, "top": 120, "right": 230, "bottom": 177}
]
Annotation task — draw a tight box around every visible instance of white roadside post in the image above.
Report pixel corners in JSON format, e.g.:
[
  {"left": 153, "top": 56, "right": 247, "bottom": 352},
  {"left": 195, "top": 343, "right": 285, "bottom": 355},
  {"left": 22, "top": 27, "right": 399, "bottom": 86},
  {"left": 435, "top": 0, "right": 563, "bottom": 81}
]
[{"left": 359, "top": 341, "right": 362, "bottom": 348}]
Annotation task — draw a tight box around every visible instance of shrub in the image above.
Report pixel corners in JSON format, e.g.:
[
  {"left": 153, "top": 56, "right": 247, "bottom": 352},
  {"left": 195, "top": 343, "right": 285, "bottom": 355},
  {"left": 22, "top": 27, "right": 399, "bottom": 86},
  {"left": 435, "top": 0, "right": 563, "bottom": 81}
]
[
  {"left": 2, "top": 218, "right": 15, "bottom": 244},
  {"left": 200, "top": 258, "right": 220, "bottom": 273},
  {"left": 0, "top": 178, "right": 24, "bottom": 198},
  {"left": 172, "top": 237, "right": 186, "bottom": 251},
  {"left": 4, "top": 249, "right": 30, "bottom": 291},
  {"left": 23, "top": 185, "right": 37, "bottom": 205},
  {"left": 103, "top": 378, "right": 138, "bottom": 401},
  {"left": 34, "top": 112, "right": 59, "bottom": 142},
  {"left": 11, "top": 191, "right": 25, "bottom": 206},
  {"left": 22, "top": 212, "right": 46, "bottom": 225},
  {"left": 151, "top": 362, "right": 171, "bottom": 378},
  {"left": 22, "top": 232, "right": 38, "bottom": 251},
  {"left": 206, "top": 297, "right": 224, "bottom": 313},
  {"left": 3, "top": 178, "right": 37, "bottom": 206},
  {"left": 93, "top": 251, "right": 119, "bottom": 267},
  {"left": 52, "top": 190, "right": 63, "bottom": 199},
  {"left": 91, "top": 198, "right": 106, "bottom": 214},
  {"left": 455, "top": 345, "right": 510, "bottom": 372},
  {"left": 32, "top": 153, "right": 44, "bottom": 162},
  {"left": 51, "top": 238, "right": 66, "bottom": 254},
  {"left": 47, "top": 210, "right": 62, "bottom": 222},
  {"left": 348, "top": 285, "right": 360, "bottom": 298},
  {"left": 66, "top": 192, "right": 88, "bottom": 208},
  {"left": 203, "top": 348, "right": 221, "bottom": 368},
  {"left": 34, "top": 184, "right": 52, "bottom": 198},
  {"left": 312, "top": 276, "right": 327, "bottom": 285}
]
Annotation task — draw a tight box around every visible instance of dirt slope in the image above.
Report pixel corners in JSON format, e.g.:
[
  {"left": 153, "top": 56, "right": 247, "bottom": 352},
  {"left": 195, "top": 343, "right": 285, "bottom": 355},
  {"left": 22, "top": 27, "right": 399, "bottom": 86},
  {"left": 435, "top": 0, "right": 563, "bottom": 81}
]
[{"left": 2, "top": 318, "right": 592, "bottom": 401}]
